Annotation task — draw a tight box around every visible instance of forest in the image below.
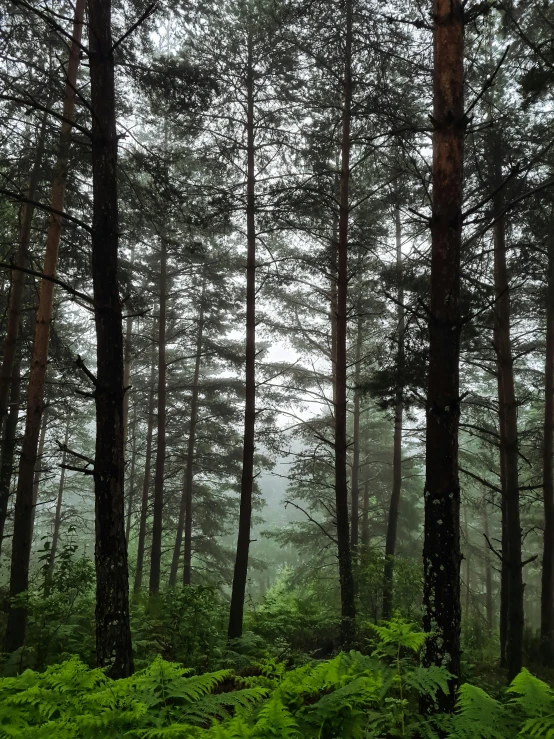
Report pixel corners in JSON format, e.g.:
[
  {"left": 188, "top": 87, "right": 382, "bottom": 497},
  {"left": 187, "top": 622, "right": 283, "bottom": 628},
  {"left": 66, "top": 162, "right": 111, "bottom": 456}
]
[{"left": 0, "top": 0, "right": 554, "bottom": 736}]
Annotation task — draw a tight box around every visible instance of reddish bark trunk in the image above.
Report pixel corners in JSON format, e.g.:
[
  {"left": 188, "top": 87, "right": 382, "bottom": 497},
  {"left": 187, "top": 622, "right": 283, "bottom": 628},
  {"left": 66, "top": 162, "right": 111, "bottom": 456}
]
[
  {"left": 0, "top": 112, "right": 48, "bottom": 425},
  {"left": 4, "top": 0, "right": 85, "bottom": 655},
  {"left": 422, "top": 0, "right": 465, "bottom": 711}
]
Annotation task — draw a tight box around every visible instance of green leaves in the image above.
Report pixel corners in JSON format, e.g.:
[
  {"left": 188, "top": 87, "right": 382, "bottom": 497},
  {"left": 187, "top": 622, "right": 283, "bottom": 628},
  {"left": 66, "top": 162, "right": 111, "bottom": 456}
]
[{"left": 1, "top": 641, "right": 553, "bottom": 738}]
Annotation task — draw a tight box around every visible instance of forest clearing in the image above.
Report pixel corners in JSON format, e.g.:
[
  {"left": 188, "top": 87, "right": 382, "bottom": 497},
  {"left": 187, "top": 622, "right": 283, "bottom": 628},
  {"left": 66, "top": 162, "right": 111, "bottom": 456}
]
[{"left": 0, "top": 0, "right": 554, "bottom": 736}]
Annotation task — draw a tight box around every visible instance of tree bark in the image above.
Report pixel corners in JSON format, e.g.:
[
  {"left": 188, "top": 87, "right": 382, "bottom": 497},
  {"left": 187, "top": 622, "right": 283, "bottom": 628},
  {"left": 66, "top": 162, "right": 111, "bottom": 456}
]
[
  {"left": 45, "top": 416, "right": 70, "bottom": 592},
  {"left": 422, "top": 0, "right": 465, "bottom": 712},
  {"left": 492, "top": 137, "right": 523, "bottom": 683},
  {"left": 482, "top": 494, "right": 494, "bottom": 634},
  {"left": 88, "top": 0, "right": 134, "bottom": 678},
  {"left": 0, "top": 112, "right": 49, "bottom": 426},
  {"left": 463, "top": 505, "right": 471, "bottom": 620},
  {"left": 228, "top": 22, "right": 256, "bottom": 641},
  {"left": 0, "top": 359, "right": 21, "bottom": 558},
  {"left": 333, "top": 0, "right": 356, "bottom": 648},
  {"left": 541, "top": 223, "right": 554, "bottom": 664},
  {"left": 361, "top": 480, "right": 370, "bottom": 549},
  {"left": 383, "top": 204, "right": 404, "bottom": 620},
  {"left": 149, "top": 240, "right": 167, "bottom": 595},
  {"left": 4, "top": 0, "right": 85, "bottom": 656},
  {"left": 133, "top": 322, "right": 157, "bottom": 595},
  {"left": 125, "top": 402, "right": 138, "bottom": 543},
  {"left": 350, "top": 314, "right": 362, "bottom": 555},
  {"left": 169, "top": 280, "right": 205, "bottom": 587},
  {"left": 30, "top": 408, "right": 48, "bottom": 539}
]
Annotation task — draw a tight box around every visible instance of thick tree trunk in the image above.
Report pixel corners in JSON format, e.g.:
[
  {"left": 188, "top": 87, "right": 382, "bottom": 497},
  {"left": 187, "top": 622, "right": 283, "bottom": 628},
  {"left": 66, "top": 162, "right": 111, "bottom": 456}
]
[
  {"left": 228, "top": 26, "right": 256, "bottom": 641},
  {"left": 0, "top": 112, "right": 48, "bottom": 425},
  {"left": 422, "top": 0, "right": 465, "bottom": 712},
  {"left": 170, "top": 282, "right": 205, "bottom": 587},
  {"left": 541, "top": 225, "right": 554, "bottom": 664},
  {"left": 4, "top": 0, "right": 85, "bottom": 656},
  {"left": 333, "top": 0, "right": 356, "bottom": 647},
  {"left": 350, "top": 314, "right": 362, "bottom": 554},
  {"left": 133, "top": 324, "right": 157, "bottom": 594},
  {"left": 88, "top": 0, "right": 134, "bottom": 678},
  {"left": 0, "top": 360, "right": 20, "bottom": 558},
  {"left": 45, "top": 416, "right": 70, "bottom": 592},
  {"left": 149, "top": 241, "right": 167, "bottom": 595},
  {"left": 383, "top": 205, "right": 404, "bottom": 620},
  {"left": 492, "top": 142, "right": 523, "bottom": 682}
]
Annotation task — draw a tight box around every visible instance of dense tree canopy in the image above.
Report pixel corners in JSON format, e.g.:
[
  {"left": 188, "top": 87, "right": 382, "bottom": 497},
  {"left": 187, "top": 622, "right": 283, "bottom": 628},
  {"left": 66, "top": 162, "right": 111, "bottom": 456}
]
[{"left": 1, "top": 0, "right": 554, "bottom": 734}]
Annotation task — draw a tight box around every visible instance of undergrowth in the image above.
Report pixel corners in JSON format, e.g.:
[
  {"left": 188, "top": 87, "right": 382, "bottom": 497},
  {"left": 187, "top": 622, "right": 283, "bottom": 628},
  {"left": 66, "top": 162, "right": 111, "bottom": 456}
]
[{"left": 0, "top": 618, "right": 552, "bottom": 738}]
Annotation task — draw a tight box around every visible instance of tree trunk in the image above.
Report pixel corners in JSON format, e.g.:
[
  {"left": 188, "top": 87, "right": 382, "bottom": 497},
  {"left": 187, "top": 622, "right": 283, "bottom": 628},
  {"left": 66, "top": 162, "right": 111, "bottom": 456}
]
[
  {"left": 483, "top": 494, "right": 494, "bottom": 634},
  {"left": 0, "top": 359, "right": 21, "bottom": 558},
  {"left": 333, "top": 0, "right": 356, "bottom": 648},
  {"left": 541, "top": 224, "right": 554, "bottom": 664},
  {"left": 492, "top": 138, "right": 523, "bottom": 683},
  {"left": 0, "top": 111, "right": 49, "bottom": 426},
  {"left": 361, "top": 480, "right": 370, "bottom": 549},
  {"left": 149, "top": 241, "right": 167, "bottom": 596},
  {"left": 422, "top": 0, "right": 465, "bottom": 712},
  {"left": 45, "top": 416, "right": 70, "bottom": 592},
  {"left": 88, "top": 0, "right": 134, "bottom": 678},
  {"left": 125, "top": 402, "right": 138, "bottom": 543},
  {"left": 463, "top": 505, "right": 471, "bottom": 621},
  {"left": 228, "top": 23, "right": 256, "bottom": 641},
  {"left": 383, "top": 204, "right": 404, "bottom": 620},
  {"left": 30, "top": 408, "right": 48, "bottom": 539},
  {"left": 3, "top": 0, "right": 85, "bottom": 656},
  {"left": 169, "top": 281, "right": 205, "bottom": 587},
  {"left": 133, "top": 323, "right": 157, "bottom": 595},
  {"left": 350, "top": 314, "right": 362, "bottom": 555}
]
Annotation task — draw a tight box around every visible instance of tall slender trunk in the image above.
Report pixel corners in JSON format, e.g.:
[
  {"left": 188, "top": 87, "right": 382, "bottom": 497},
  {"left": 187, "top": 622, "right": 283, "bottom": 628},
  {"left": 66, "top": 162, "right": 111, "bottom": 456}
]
[
  {"left": 383, "top": 205, "right": 405, "bottom": 620},
  {"left": 361, "top": 480, "right": 370, "bottom": 548},
  {"left": 45, "top": 416, "right": 70, "bottom": 592},
  {"left": 541, "top": 224, "right": 554, "bottom": 664},
  {"left": 3, "top": 0, "right": 85, "bottom": 655},
  {"left": 0, "top": 359, "right": 20, "bottom": 558},
  {"left": 149, "top": 241, "right": 167, "bottom": 595},
  {"left": 333, "top": 0, "right": 356, "bottom": 647},
  {"left": 88, "top": 0, "right": 134, "bottom": 678},
  {"left": 228, "top": 24, "right": 256, "bottom": 641},
  {"left": 170, "top": 281, "right": 205, "bottom": 587},
  {"left": 492, "top": 137, "right": 523, "bottom": 682},
  {"left": 422, "top": 0, "right": 465, "bottom": 712},
  {"left": 0, "top": 111, "right": 49, "bottom": 424},
  {"left": 483, "top": 494, "right": 494, "bottom": 633},
  {"left": 463, "top": 505, "right": 471, "bottom": 620},
  {"left": 134, "top": 324, "right": 157, "bottom": 594},
  {"left": 30, "top": 409, "right": 48, "bottom": 539},
  {"left": 125, "top": 402, "right": 138, "bottom": 543},
  {"left": 350, "top": 314, "right": 362, "bottom": 554},
  {"left": 495, "top": 335, "right": 509, "bottom": 666}
]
